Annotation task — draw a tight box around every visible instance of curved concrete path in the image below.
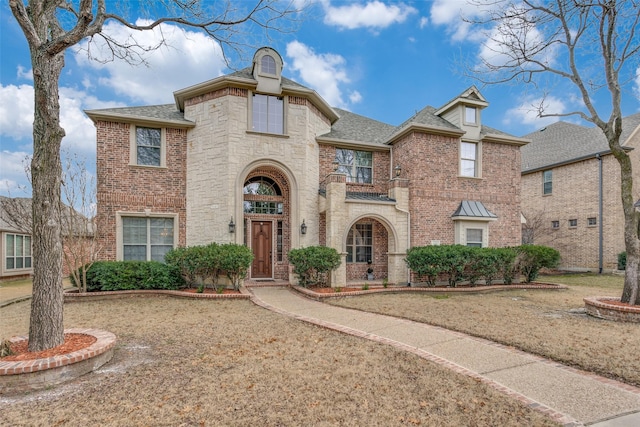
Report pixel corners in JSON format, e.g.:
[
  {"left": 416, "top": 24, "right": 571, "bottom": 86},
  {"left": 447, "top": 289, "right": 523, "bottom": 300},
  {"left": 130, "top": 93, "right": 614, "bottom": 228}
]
[{"left": 250, "top": 286, "right": 640, "bottom": 427}]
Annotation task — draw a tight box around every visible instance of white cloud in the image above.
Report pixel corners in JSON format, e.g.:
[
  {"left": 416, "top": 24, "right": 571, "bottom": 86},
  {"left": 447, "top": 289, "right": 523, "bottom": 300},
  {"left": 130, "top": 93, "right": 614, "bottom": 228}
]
[
  {"left": 419, "top": 17, "right": 429, "bottom": 29},
  {"left": 430, "top": 0, "right": 487, "bottom": 41},
  {"left": 286, "top": 41, "right": 357, "bottom": 109},
  {"left": 322, "top": 0, "right": 417, "bottom": 30},
  {"left": 503, "top": 95, "right": 567, "bottom": 128},
  {"left": 17, "top": 66, "right": 32, "bottom": 80},
  {"left": 349, "top": 91, "right": 363, "bottom": 104},
  {"left": 0, "top": 150, "right": 30, "bottom": 195},
  {"left": 0, "top": 84, "right": 35, "bottom": 140},
  {"left": 74, "top": 20, "right": 225, "bottom": 104}
]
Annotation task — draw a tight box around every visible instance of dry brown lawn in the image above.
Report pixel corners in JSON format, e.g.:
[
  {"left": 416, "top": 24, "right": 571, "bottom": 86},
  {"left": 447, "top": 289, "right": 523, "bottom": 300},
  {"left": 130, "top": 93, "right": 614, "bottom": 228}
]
[
  {"left": 0, "top": 297, "right": 556, "bottom": 426},
  {"left": 330, "top": 273, "right": 640, "bottom": 387}
]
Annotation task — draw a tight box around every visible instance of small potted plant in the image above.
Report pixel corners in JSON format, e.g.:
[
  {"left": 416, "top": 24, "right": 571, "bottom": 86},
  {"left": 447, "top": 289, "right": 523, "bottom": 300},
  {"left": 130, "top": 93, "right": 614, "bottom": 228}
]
[{"left": 367, "top": 260, "right": 374, "bottom": 281}]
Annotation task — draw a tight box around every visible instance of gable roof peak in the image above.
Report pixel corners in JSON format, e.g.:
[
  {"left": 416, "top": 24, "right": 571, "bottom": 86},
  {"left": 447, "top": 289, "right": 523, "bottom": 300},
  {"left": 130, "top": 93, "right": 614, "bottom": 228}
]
[{"left": 434, "top": 85, "right": 489, "bottom": 116}]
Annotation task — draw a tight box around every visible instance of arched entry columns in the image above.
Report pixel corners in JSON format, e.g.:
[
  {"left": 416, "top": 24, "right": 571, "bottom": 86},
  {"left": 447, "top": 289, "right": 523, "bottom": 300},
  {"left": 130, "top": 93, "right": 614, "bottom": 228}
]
[{"left": 321, "top": 172, "right": 410, "bottom": 287}]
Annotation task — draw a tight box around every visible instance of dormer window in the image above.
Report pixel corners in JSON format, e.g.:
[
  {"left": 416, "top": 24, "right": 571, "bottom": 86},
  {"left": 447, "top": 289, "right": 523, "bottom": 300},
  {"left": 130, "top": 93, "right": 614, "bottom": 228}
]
[
  {"left": 261, "top": 55, "right": 276, "bottom": 75},
  {"left": 465, "top": 106, "right": 477, "bottom": 125}
]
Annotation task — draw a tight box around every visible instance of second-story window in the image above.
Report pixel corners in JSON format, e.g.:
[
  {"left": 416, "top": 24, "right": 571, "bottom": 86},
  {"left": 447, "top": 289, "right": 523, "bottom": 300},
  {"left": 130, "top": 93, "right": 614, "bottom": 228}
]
[
  {"left": 252, "top": 94, "right": 284, "bottom": 134},
  {"left": 261, "top": 55, "right": 276, "bottom": 75},
  {"left": 460, "top": 142, "right": 478, "bottom": 177},
  {"left": 336, "top": 149, "right": 372, "bottom": 184},
  {"left": 543, "top": 170, "right": 553, "bottom": 195},
  {"left": 465, "top": 106, "right": 477, "bottom": 124},
  {"left": 136, "top": 127, "right": 161, "bottom": 166}
]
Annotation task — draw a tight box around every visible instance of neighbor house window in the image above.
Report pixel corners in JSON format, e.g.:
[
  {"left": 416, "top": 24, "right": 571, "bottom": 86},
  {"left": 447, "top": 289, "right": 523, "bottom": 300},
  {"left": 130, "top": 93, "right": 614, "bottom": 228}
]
[
  {"left": 466, "top": 229, "right": 483, "bottom": 247},
  {"left": 465, "top": 106, "right": 477, "bottom": 124},
  {"left": 569, "top": 219, "right": 577, "bottom": 227},
  {"left": 261, "top": 55, "right": 276, "bottom": 75},
  {"left": 346, "top": 223, "right": 372, "bottom": 263},
  {"left": 5, "top": 233, "right": 31, "bottom": 270},
  {"left": 122, "top": 217, "right": 174, "bottom": 262},
  {"left": 252, "top": 94, "right": 283, "bottom": 134},
  {"left": 552, "top": 220, "right": 560, "bottom": 229},
  {"left": 135, "top": 127, "right": 162, "bottom": 166},
  {"left": 336, "top": 149, "right": 373, "bottom": 184},
  {"left": 543, "top": 170, "right": 553, "bottom": 195},
  {"left": 460, "top": 142, "right": 478, "bottom": 177},
  {"left": 588, "top": 217, "right": 597, "bottom": 226}
]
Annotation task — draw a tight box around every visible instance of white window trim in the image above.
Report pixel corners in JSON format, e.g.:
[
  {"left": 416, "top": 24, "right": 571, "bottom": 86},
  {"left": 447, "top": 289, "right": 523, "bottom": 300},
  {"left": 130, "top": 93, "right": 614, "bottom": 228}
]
[
  {"left": 453, "top": 218, "right": 494, "bottom": 247},
  {"left": 2, "top": 231, "right": 33, "bottom": 277},
  {"left": 459, "top": 140, "right": 482, "bottom": 178},
  {"left": 336, "top": 148, "right": 374, "bottom": 184},
  {"left": 129, "top": 125, "right": 167, "bottom": 168},
  {"left": 116, "top": 211, "right": 178, "bottom": 261},
  {"left": 464, "top": 106, "right": 478, "bottom": 126},
  {"left": 247, "top": 91, "right": 288, "bottom": 136}
]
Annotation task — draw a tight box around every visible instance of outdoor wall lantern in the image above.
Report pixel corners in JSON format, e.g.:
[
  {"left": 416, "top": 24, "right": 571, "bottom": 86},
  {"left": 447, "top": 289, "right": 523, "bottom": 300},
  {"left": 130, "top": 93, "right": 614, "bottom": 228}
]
[
  {"left": 228, "top": 217, "right": 235, "bottom": 233},
  {"left": 332, "top": 158, "right": 340, "bottom": 171},
  {"left": 300, "top": 219, "right": 307, "bottom": 235},
  {"left": 394, "top": 164, "right": 402, "bottom": 177}
]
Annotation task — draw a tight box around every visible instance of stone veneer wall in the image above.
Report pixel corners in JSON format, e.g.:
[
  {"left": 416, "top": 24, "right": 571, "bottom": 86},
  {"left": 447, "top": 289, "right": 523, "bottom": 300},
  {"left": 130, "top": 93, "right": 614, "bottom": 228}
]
[{"left": 95, "top": 121, "right": 187, "bottom": 261}]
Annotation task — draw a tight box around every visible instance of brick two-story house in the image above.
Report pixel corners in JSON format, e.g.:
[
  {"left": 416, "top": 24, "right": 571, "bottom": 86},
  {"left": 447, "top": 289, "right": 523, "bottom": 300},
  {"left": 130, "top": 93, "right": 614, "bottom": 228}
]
[
  {"left": 86, "top": 47, "right": 528, "bottom": 286},
  {"left": 521, "top": 113, "right": 640, "bottom": 271}
]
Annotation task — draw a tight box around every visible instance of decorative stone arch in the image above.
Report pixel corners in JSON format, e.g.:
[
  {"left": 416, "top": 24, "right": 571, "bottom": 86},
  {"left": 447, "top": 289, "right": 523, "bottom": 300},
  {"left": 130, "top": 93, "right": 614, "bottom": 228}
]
[
  {"left": 235, "top": 159, "right": 300, "bottom": 280},
  {"left": 342, "top": 213, "right": 400, "bottom": 282}
]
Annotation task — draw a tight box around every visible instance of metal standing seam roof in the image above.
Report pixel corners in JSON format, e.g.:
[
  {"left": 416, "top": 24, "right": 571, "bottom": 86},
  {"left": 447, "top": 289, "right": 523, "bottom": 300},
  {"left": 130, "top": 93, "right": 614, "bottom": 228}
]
[{"left": 451, "top": 200, "right": 498, "bottom": 219}]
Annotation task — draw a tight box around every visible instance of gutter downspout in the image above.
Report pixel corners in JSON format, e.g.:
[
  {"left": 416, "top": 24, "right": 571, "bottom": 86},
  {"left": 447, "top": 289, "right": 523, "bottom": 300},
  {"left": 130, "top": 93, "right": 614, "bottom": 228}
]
[{"left": 596, "top": 153, "right": 603, "bottom": 274}]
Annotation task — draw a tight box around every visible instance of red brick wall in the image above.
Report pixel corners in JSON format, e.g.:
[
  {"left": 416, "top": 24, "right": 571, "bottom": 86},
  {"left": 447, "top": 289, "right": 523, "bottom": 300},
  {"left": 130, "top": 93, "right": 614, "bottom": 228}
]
[
  {"left": 393, "top": 131, "right": 522, "bottom": 248},
  {"left": 345, "top": 219, "right": 389, "bottom": 281},
  {"left": 95, "top": 121, "right": 187, "bottom": 260}
]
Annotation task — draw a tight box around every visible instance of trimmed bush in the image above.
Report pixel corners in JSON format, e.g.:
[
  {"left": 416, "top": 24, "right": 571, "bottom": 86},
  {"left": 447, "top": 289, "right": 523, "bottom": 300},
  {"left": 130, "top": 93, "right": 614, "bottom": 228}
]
[
  {"left": 71, "top": 261, "right": 184, "bottom": 292},
  {"left": 494, "top": 247, "right": 518, "bottom": 285},
  {"left": 516, "top": 245, "right": 560, "bottom": 283},
  {"left": 288, "top": 246, "right": 341, "bottom": 287},
  {"left": 219, "top": 243, "right": 254, "bottom": 290},
  {"left": 618, "top": 252, "right": 627, "bottom": 270},
  {"left": 405, "top": 246, "right": 444, "bottom": 287}
]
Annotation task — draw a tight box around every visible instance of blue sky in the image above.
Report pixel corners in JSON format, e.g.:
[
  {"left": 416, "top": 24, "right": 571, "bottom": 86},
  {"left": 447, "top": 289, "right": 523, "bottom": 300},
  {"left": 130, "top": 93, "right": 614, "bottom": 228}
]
[{"left": 1, "top": 0, "right": 639, "bottom": 196}]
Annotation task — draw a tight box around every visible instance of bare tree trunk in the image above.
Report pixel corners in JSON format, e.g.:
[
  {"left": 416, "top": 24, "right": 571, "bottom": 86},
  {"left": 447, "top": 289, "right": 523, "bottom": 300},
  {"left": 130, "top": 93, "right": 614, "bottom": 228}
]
[{"left": 27, "top": 48, "right": 66, "bottom": 352}]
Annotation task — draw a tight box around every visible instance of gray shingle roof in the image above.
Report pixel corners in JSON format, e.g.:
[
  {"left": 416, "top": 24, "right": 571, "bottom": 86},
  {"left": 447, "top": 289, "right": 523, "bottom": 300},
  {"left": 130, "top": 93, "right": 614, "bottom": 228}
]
[
  {"left": 396, "top": 105, "right": 462, "bottom": 133},
  {"left": 86, "top": 104, "right": 191, "bottom": 124},
  {"left": 521, "top": 113, "right": 640, "bottom": 172},
  {"left": 451, "top": 200, "right": 497, "bottom": 219},
  {"left": 319, "top": 108, "right": 396, "bottom": 144}
]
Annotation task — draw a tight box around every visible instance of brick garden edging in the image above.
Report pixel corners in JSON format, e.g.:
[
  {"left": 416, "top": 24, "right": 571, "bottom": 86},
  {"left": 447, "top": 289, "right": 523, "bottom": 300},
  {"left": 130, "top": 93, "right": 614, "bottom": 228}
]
[
  {"left": 293, "top": 282, "right": 567, "bottom": 301},
  {"left": 0, "top": 328, "right": 116, "bottom": 395},
  {"left": 584, "top": 297, "right": 640, "bottom": 323},
  {"left": 63, "top": 287, "right": 252, "bottom": 302}
]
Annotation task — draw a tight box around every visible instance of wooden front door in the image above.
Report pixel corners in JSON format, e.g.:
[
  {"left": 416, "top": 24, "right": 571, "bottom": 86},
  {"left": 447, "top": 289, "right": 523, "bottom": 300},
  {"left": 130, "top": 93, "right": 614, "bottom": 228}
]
[{"left": 251, "top": 221, "right": 272, "bottom": 278}]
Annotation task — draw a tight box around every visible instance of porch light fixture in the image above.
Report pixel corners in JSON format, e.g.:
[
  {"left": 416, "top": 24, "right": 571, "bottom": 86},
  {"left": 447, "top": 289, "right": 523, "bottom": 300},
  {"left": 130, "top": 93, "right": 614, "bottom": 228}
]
[
  {"left": 394, "top": 164, "right": 402, "bottom": 177},
  {"left": 228, "top": 217, "right": 235, "bottom": 233},
  {"left": 332, "top": 158, "right": 340, "bottom": 171},
  {"left": 300, "top": 219, "right": 307, "bottom": 235}
]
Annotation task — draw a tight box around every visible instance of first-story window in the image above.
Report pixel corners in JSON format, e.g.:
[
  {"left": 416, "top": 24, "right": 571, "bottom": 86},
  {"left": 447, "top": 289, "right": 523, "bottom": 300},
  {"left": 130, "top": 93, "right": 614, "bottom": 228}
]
[
  {"left": 588, "top": 217, "right": 597, "bottom": 226},
  {"left": 465, "top": 229, "right": 483, "bottom": 247},
  {"left": 336, "top": 149, "right": 373, "bottom": 184},
  {"left": 123, "top": 217, "right": 174, "bottom": 262},
  {"left": 569, "top": 218, "right": 577, "bottom": 228},
  {"left": 552, "top": 220, "right": 560, "bottom": 229},
  {"left": 5, "top": 233, "right": 31, "bottom": 270},
  {"left": 346, "top": 223, "right": 372, "bottom": 263}
]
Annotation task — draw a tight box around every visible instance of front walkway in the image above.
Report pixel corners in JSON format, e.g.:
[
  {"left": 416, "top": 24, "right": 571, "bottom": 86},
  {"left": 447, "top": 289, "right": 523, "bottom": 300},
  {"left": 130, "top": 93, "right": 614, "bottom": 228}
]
[{"left": 249, "top": 286, "right": 640, "bottom": 427}]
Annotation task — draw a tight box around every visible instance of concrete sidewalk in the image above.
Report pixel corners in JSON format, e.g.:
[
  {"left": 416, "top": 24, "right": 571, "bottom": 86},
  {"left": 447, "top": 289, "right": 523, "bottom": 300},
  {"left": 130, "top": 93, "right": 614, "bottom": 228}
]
[{"left": 249, "top": 286, "right": 640, "bottom": 427}]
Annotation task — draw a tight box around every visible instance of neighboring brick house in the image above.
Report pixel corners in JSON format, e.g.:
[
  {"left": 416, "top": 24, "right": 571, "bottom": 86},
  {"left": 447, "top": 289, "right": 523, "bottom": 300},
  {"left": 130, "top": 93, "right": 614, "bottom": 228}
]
[
  {"left": 86, "top": 47, "right": 527, "bottom": 286},
  {"left": 520, "top": 113, "right": 640, "bottom": 271}
]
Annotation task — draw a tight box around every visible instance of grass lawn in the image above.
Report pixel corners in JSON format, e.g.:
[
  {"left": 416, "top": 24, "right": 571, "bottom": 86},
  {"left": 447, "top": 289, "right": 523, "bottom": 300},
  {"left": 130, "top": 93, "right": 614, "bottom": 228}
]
[{"left": 329, "top": 273, "right": 640, "bottom": 387}]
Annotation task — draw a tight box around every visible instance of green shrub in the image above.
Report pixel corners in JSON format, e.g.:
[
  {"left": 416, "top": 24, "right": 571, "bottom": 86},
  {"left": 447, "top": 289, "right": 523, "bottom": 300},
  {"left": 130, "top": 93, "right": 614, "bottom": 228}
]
[
  {"left": 72, "top": 261, "right": 183, "bottom": 292},
  {"left": 618, "top": 252, "right": 627, "bottom": 270},
  {"left": 219, "top": 243, "right": 254, "bottom": 290},
  {"left": 516, "top": 245, "right": 560, "bottom": 283},
  {"left": 494, "top": 247, "right": 518, "bottom": 285},
  {"left": 405, "top": 246, "right": 443, "bottom": 287},
  {"left": 288, "top": 246, "right": 341, "bottom": 287},
  {"left": 439, "top": 245, "right": 471, "bottom": 287}
]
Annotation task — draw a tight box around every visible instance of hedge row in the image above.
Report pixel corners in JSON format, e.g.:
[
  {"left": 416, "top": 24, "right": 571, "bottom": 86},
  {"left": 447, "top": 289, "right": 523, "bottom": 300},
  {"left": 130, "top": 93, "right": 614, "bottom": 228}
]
[
  {"left": 405, "top": 244, "right": 559, "bottom": 287},
  {"left": 70, "top": 261, "right": 184, "bottom": 292},
  {"left": 164, "top": 243, "right": 253, "bottom": 291}
]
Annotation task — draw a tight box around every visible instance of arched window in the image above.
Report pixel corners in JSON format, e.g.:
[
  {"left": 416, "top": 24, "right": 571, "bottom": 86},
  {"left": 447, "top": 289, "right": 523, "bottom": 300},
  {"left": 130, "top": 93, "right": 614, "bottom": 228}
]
[
  {"left": 243, "top": 176, "right": 283, "bottom": 214},
  {"left": 261, "top": 55, "right": 276, "bottom": 75}
]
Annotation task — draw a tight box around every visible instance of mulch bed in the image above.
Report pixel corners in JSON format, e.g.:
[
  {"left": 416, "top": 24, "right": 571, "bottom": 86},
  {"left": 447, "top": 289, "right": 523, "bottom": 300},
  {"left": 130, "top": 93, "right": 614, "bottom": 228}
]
[{"left": 2, "top": 333, "right": 97, "bottom": 362}]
